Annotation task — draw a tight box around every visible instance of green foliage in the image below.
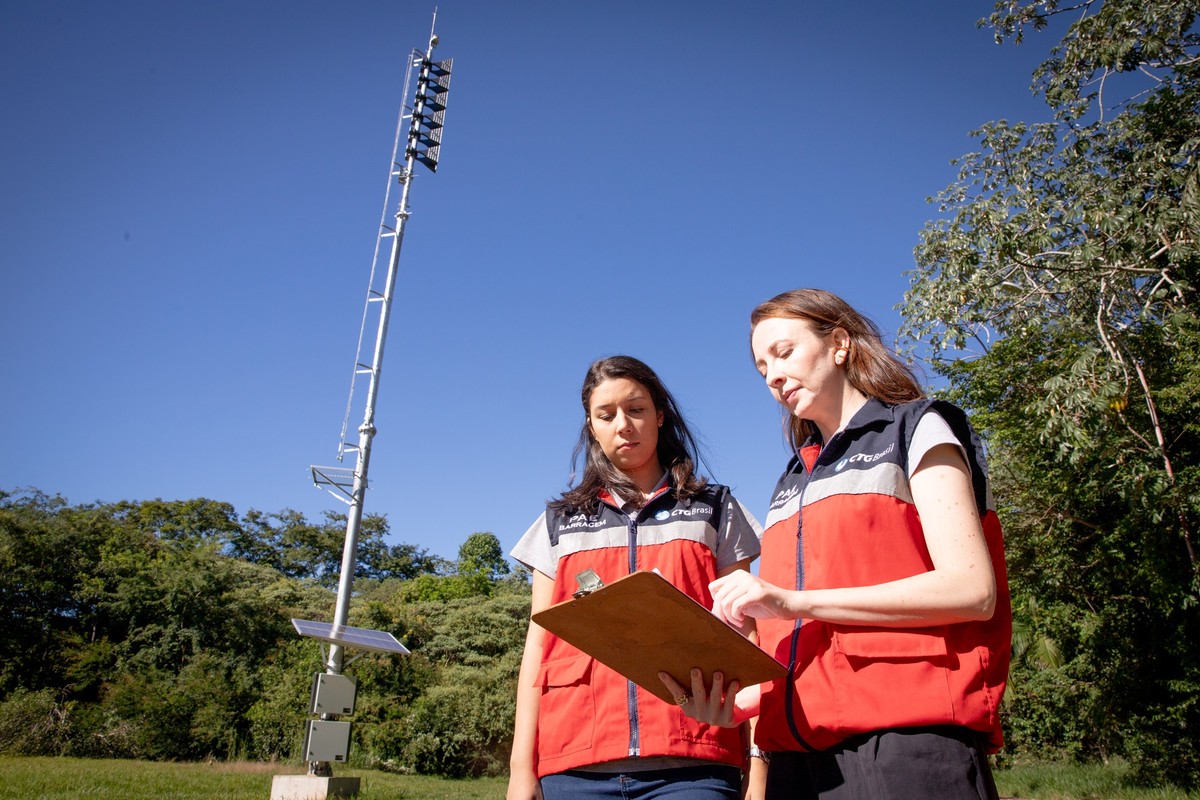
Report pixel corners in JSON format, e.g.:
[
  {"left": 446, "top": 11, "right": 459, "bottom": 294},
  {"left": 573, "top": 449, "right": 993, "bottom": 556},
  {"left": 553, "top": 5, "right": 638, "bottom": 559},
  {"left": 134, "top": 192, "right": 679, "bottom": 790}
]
[
  {"left": 457, "top": 532, "right": 511, "bottom": 581},
  {"left": 903, "top": 0, "right": 1200, "bottom": 789},
  {"left": 350, "top": 583, "right": 529, "bottom": 776},
  {"left": 244, "top": 640, "right": 316, "bottom": 762},
  {"left": 393, "top": 592, "right": 527, "bottom": 777},
  {"left": 233, "top": 508, "right": 445, "bottom": 586},
  {"left": 0, "top": 491, "right": 120, "bottom": 694},
  {"left": 1000, "top": 664, "right": 1093, "bottom": 763},
  {"left": 394, "top": 571, "right": 495, "bottom": 603},
  {"left": 0, "top": 689, "right": 71, "bottom": 757},
  {"left": 1124, "top": 670, "right": 1200, "bottom": 789},
  {"left": 110, "top": 498, "right": 241, "bottom": 547},
  {"left": 411, "top": 593, "right": 529, "bottom": 672},
  {"left": 0, "top": 489, "right": 529, "bottom": 777},
  {"left": 397, "top": 672, "right": 516, "bottom": 779}
]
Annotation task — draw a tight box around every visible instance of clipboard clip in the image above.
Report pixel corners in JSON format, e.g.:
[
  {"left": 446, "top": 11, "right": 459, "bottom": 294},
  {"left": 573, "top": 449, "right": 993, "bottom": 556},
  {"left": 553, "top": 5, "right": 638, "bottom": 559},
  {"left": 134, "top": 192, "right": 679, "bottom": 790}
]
[{"left": 573, "top": 569, "right": 605, "bottom": 598}]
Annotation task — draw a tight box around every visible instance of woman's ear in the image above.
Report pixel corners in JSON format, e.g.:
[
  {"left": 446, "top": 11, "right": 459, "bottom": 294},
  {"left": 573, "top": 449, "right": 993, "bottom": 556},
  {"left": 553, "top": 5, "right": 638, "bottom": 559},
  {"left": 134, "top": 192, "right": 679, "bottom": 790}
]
[
  {"left": 832, "top": 328, "right": 851, "bottom": 365},
  {"left": 657, "top": 411, "right": 664, "bottom": 428}
]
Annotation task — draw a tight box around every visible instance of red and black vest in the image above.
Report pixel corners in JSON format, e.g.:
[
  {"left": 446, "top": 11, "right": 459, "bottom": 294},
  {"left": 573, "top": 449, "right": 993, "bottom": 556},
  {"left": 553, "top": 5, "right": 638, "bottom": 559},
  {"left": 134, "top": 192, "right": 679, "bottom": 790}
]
[
  {"left": 755, "top": 398, "right": 1011, "bottom": 754},
  {"left": 533, "top": 484, "right": 747, "bottom": 776}
]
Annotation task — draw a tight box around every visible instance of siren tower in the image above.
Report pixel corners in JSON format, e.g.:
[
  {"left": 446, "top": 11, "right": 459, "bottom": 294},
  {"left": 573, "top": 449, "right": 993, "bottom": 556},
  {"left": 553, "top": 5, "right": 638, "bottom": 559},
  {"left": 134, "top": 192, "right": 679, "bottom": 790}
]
[{"left": 271, "top": 14, "right": 453, "bottom": 800}]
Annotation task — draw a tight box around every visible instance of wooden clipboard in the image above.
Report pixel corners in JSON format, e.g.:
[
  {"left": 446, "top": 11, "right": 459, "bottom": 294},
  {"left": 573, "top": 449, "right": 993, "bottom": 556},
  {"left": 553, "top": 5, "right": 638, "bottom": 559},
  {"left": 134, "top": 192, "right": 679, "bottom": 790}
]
[{"left": 532, "top": 570, "right": 786, "bottom": 704}]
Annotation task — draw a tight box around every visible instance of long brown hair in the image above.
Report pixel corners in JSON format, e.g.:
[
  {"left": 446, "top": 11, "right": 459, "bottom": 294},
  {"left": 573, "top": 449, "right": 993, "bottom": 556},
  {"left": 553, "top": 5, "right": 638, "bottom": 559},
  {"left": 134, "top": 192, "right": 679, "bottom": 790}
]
[
  {"left": 550, "top": 355, "right": 708, "bottom": 515},
  {"left": 751, "top": 288, "right": 924, "bottom": 451}
]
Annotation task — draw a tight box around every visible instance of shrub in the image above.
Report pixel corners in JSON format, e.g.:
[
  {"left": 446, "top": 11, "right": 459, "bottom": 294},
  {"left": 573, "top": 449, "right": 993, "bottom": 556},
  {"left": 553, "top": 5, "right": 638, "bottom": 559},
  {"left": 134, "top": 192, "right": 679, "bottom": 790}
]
[
  {"left": 390, "top": 665, "right": 516, "bottom": 778},
  {"left": 0, "top": 689, "right": 69, "bottom": 756}
]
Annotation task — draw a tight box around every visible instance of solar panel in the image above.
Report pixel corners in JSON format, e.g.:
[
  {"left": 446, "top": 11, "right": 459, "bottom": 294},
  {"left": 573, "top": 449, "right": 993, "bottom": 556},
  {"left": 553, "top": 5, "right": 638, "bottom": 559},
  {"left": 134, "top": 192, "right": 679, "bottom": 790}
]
[{"left": 291, "top": 618, "right": 410, "bottom": 655}]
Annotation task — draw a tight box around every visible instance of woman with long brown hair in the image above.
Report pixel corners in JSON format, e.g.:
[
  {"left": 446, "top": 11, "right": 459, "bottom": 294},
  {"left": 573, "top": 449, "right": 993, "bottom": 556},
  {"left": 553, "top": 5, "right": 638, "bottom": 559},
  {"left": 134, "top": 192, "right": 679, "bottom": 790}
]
[
  {"left": 665, "top": 289, "right": 1011, "bottom": 800},
  {"left": 508, "top": 355, "right": 764, "bottom": 800}
]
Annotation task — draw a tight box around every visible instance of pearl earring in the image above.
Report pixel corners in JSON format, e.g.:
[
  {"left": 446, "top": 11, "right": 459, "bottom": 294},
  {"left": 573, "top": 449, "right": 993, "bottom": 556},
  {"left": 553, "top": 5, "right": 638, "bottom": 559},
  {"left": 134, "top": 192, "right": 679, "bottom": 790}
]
[{"left": 835, "top": 348, "right": 848, "bottom": 365}]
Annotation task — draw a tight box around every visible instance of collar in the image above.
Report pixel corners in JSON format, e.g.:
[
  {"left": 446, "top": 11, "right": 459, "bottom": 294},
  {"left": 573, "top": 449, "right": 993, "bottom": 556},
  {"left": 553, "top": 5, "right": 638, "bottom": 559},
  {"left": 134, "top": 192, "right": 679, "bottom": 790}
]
[
  {"left": 802, "top": 396, "right": 896, "bottom": 450},
  {"left": 599, "top": 472, "right": 672, "bottom": 513}
]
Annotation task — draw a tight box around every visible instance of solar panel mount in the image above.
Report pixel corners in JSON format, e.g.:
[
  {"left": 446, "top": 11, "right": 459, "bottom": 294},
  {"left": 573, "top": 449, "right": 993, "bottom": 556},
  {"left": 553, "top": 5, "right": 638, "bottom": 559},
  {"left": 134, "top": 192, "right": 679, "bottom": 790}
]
[{"left": 292, "top": 618, "right": 410, "bottom": 655}]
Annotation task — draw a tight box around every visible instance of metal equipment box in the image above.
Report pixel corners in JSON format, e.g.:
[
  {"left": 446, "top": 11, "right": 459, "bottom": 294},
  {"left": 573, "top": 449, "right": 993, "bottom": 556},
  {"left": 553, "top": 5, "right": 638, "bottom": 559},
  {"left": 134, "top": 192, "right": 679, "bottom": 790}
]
[
  {"left": 309, "top": 672, "right": 357, "bottom": 716},
  {"left": 303, "top": 719, "right": 352, "bottom": 763}
]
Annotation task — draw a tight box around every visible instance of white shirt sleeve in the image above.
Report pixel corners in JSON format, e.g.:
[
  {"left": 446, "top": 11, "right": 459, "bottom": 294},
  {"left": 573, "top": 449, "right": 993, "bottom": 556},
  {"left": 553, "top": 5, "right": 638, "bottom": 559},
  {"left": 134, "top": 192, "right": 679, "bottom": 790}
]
[
  {"left": 509, "top": 512, "right": 557, "bottom": 579},
  {"left": 715, "top": 495, "right": 763, "bottom": 571},
  {"left": 908, "top": 409, "right": 968, "bottom": 479}
]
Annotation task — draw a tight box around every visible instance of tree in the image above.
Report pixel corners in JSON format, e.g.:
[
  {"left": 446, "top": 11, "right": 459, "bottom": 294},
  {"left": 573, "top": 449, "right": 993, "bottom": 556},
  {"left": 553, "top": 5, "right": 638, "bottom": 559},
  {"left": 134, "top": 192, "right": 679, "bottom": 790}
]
[
  {"left": 110, "top": 498, "right": 241, "bottom": 548},
  {"left": 902, "top": 0, "right": 1199, "bottom": 787},
  {"left": 456, "top": 532, "right": 511, "bottom": 581},
  {"left": 376, "top": 541, "right": 446, "bottom": 581},
  {"left": 0, "top": 490, "right": 341, "bottom": 759},
  {"left": 0, "top": 489, "right": 524, "bottom": 772},
  {"left": 234, "top": 508, "right": 399, "bottom": 586},
  {"left": 354, "top": 590, "right": 529, "bottom": 777},
  {"left": 0, "top": 490, "right": 115, "bottom": 694}
]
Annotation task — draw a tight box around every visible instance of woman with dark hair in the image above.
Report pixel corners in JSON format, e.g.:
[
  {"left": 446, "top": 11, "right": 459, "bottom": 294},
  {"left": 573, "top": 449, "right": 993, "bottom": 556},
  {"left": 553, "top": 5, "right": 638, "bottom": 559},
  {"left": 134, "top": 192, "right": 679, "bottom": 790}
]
[
  {"left": 507, "top": 355, "right": 764, "bottom": 800},
  {"left": 663, "top": 289, "right": 1011, "bottom": 800}
]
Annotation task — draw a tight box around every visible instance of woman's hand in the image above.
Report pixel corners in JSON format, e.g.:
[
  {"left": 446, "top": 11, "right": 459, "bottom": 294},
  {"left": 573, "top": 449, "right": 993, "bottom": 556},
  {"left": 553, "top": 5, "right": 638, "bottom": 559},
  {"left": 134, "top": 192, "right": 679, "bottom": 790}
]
[
  {"left": 658, "top": 670, "right": 762, "bottom": 727},
  {"left": 505, "top": 767, "right": 543, "bottom": 800},
  {"left": 658, "top": 669, "right": 740, "bottom": 726},
  {"left": 709, "top": 570, "right": 800, "bottom": 627}
]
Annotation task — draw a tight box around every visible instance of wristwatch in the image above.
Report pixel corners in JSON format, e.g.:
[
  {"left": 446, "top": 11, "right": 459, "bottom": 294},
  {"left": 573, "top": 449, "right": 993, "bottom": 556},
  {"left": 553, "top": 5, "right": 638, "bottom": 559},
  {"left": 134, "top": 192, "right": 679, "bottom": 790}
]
[{"left": 747, "top": 745, "right": 771, "bottom": 764}]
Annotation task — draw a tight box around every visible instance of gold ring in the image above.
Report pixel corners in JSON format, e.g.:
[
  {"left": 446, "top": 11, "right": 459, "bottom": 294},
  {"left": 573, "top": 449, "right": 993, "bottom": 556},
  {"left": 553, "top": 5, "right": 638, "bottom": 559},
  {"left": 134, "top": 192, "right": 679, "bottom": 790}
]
[{"left": 675, "top": 694, "right": 690, "bottom": 706}]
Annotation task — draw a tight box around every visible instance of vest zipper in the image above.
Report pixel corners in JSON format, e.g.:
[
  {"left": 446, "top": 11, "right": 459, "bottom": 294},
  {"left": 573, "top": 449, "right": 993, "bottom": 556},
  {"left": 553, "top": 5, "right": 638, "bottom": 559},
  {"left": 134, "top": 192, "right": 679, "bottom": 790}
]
[
  {"left": 783, "top": 495, "right": 815, "bottom": 751},
  {"left": 626, "top": 514, "right": 640, "bottom": 757},
  {"left": 784, "top": 437, "right": 839, "bottom": 753}
]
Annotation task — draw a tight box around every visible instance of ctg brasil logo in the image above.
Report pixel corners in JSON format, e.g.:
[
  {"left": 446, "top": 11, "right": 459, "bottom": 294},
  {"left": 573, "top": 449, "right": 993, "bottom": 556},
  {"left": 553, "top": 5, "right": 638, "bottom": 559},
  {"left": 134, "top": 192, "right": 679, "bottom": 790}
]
[{"left": 835, "top": 442, "right": 895, "bottom": 472}]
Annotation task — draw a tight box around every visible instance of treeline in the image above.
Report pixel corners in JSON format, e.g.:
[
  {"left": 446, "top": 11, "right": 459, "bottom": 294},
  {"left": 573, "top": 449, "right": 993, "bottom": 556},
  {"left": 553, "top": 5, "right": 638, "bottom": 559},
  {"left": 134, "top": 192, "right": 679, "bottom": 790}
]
[
  {"left": 0, "top": 489, "right": 528, "bottom": 777},
  {"left": 2, "top": 466, "right": 1199, "bottom": 788}
]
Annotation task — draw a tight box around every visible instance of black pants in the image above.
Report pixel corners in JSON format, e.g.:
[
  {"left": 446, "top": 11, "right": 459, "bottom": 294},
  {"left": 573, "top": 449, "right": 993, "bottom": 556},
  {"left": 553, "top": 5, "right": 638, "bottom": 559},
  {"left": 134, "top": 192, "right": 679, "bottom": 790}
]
[{"left": 765, "top": 726, "right": 1000, "bottom": 800}]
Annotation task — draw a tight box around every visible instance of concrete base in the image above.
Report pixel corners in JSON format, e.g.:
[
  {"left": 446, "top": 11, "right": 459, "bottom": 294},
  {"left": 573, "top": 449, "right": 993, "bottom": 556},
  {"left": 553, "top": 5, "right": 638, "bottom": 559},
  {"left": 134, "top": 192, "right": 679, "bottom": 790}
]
[{"left": 270, "top": 775, "right": 360, "bottom": 800}]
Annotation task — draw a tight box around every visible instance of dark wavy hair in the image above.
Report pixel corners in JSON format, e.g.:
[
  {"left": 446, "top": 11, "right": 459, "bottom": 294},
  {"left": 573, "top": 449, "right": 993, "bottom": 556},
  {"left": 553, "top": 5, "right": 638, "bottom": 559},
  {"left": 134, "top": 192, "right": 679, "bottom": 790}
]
[
  {"left": 550, "top": 355, "right": 709, "bottom": 515},
  {"left": 751, "top": 288, "right": 924, "bottom": 452}
]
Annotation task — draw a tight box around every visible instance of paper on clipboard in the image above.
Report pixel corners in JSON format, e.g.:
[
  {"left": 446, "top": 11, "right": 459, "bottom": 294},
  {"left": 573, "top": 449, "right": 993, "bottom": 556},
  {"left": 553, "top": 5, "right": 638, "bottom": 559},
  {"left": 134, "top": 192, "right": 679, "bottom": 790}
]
[{"left": 532, "top": 570, "right": 786, "bottom": 705}]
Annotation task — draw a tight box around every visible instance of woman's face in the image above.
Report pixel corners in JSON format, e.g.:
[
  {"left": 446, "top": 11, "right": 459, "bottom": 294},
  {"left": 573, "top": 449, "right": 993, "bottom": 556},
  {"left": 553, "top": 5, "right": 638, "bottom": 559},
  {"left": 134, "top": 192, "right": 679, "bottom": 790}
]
[
  {"left": 587, "top": 377, "right": 664, "bottom": 479},
  {"left": 751, "top": 316, "right": 845, "bottom": 424}
]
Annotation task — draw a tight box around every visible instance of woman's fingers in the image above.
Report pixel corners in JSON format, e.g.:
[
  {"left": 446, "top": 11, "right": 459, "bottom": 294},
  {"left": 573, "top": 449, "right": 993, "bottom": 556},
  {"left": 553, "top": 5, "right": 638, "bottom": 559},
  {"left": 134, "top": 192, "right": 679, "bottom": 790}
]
[
  {"left": 661, "top": 669, "right": 741, "bottom": 726},
  {"left": 690, "top": 668, "right": 709, "bottom": 704},
  {"left": 662, "top": 669, "right": 739, "bottom": 726},
  {"left": 710, "top": 572, "right": 756, "bottom": 624},
  {"left": 711, "top": 571, "right": 794, "bottom": 624},
  {"left": 658, "top": 670, "right": 690, "bottom": 705}
]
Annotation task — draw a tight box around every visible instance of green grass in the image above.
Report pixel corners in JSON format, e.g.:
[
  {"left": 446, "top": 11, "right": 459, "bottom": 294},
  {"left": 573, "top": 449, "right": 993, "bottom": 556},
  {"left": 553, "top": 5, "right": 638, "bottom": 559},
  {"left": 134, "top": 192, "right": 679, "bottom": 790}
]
[
  {"left": 0, "top": 757, "right": 506, "bottom": 800},
  {"left": 2, "top": 756, "right": 1197, "bottom": 799},
  {"left": 995, "top": 760, "right": 1199, "bottom": 800}
]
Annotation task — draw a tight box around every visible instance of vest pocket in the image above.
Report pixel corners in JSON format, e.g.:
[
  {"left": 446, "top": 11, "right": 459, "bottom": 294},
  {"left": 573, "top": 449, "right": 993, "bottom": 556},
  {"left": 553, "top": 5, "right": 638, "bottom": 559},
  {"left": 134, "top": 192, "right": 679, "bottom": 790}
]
[
  {"left": 535, "top": 653, "right": 595, "bottom": 758},
  {"left": 830, "top": 628, "right": 956, "bottom": 733},
  {"left": 676, "top": 708, "right": 733, "bottom": 747},
  {"left": 835, "top": 627, "right": 948, "bottom": 660}
]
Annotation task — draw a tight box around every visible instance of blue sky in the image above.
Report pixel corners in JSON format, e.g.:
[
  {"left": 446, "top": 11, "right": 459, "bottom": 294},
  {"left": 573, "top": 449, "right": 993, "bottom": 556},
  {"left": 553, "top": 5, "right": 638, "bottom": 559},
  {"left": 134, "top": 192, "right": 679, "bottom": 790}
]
[{"left": 1, "top": 1, "right": 1054, "bottom": 564}]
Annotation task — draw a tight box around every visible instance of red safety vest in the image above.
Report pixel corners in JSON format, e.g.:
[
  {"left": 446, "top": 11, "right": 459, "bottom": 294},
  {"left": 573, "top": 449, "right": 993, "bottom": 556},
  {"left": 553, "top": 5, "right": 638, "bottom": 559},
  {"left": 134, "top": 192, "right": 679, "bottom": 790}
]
[
  {"left": 754, "top": 399, "right": 1011, "bottom": 754},
  {"left": 532, "top": 484, "right": 748, "bottom": 776}
]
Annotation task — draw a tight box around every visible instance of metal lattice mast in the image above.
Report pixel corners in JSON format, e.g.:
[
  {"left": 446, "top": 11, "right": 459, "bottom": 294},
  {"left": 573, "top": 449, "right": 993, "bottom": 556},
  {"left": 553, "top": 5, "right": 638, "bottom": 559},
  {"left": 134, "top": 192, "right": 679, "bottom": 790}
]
[{"left": 301, "top": 15, "right": 452, "bottom": 780}]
